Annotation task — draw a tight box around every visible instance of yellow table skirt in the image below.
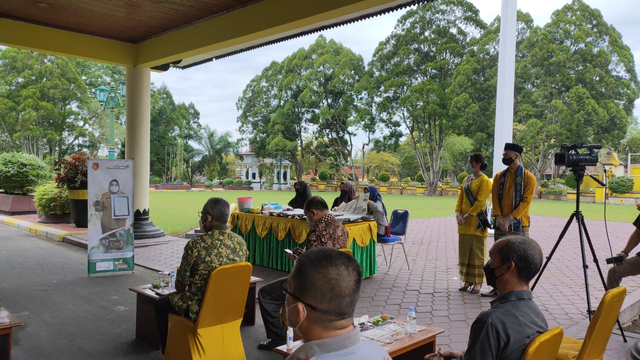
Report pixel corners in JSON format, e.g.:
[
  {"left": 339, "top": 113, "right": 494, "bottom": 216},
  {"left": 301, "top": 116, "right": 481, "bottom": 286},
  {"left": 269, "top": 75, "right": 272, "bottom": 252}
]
[{"left": 229, "top": 212, "right": 377, "bottom": 247}]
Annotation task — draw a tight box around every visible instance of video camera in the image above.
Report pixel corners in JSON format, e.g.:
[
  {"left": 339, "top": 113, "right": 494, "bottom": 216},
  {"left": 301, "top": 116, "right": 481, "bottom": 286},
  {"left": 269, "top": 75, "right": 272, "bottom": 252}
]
[{"left": 554, "top": 142, "right": 601, "bottom": 168}]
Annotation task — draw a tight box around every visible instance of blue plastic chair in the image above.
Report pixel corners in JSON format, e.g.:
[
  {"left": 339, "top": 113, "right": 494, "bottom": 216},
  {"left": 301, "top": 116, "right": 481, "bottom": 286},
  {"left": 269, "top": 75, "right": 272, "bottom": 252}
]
[{"left": 377, "top": 209, "right": 411, "bottom": 274}]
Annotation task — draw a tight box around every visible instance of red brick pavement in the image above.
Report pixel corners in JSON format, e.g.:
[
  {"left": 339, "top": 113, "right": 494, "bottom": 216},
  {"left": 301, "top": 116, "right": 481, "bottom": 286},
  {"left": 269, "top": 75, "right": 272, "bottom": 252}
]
[{"left": 72, "top": 214, "right": 640, "bottom": 358}]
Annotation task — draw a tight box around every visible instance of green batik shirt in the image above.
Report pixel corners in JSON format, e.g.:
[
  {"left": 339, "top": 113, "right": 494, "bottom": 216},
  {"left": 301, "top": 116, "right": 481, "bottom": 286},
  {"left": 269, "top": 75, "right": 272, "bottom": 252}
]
[{"left": 169, "top": 224, "right": 248, "bottom": 320}]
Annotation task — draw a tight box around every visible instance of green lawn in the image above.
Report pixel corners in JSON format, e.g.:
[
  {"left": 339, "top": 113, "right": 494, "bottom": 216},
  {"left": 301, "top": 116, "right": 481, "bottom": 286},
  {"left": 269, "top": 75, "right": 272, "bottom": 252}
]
[{"left": 149, "top": 190, "right": 638, "bottom": 235}]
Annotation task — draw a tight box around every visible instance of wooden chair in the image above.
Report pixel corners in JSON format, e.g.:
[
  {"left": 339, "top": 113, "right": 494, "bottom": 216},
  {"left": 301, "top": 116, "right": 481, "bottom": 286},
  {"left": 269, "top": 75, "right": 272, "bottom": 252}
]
[
  {"left": 164, "top": 262, "right": 252, "bottom": 360},
  {"left": 339, "top": 248, "right": 353, "bottom": 256},
  {"left": 556, "top": 286, "right": 626, "bottom": 360},
  {"left": 521, "top": 327, "right": 563, "bottom": 360}
]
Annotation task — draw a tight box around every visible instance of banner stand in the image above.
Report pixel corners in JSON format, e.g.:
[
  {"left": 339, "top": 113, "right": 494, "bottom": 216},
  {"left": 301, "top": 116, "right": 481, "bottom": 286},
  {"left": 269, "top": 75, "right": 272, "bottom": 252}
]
[{"left": 87, "top": 159, "right": 135, "bottom": 276}]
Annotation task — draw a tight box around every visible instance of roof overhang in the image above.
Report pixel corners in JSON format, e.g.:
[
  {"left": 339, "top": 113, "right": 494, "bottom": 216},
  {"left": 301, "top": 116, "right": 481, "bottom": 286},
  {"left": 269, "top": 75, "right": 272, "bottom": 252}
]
[{"left": 0, "top": 0, "right": 423, "bottom": 70}]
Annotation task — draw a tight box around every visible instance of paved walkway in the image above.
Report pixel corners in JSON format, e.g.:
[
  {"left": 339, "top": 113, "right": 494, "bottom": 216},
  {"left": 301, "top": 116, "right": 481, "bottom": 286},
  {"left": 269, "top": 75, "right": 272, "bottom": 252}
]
[{"left": 4, "top": 213, "right": 640, "bottom": 358}]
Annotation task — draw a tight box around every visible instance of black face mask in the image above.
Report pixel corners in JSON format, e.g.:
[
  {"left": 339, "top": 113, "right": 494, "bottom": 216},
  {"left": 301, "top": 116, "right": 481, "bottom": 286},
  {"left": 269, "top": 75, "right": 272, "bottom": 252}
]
[
  {"left": 502, "top": 157, "right": 515, "bottom": 166},
  {"left": 340, "top": 189, "right": 348, "bottom": 196},
  {"left": 484, "top": 262, "right": 507, "bottom": 288}
]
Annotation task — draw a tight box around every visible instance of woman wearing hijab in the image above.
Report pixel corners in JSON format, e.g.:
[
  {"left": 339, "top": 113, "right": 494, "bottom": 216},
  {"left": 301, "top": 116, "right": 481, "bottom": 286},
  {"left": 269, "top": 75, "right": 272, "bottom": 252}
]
[
  {"left": 364, "top": 185, "right": 388, "bottom": 237},
  {"left": 288, "top": 180, "right": 312, "bottom": 209},
  {"left": 331, "top": 181, "right": 357, "bottom": 210}
]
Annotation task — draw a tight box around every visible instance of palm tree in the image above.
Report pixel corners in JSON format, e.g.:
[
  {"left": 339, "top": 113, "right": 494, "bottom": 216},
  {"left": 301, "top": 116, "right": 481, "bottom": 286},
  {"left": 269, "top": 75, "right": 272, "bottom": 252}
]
[{"left": 198, "top": 125, "right": 235, "bottom": 165}]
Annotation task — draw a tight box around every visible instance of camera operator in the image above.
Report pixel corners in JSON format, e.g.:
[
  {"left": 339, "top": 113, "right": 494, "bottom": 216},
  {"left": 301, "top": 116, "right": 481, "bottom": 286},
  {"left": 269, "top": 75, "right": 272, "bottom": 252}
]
[
  {"left": 482, "top": 143, "right": 537, "bottom": 298},
  {"left": 607, "top": 203, "right": 640, "bottom": 290}
]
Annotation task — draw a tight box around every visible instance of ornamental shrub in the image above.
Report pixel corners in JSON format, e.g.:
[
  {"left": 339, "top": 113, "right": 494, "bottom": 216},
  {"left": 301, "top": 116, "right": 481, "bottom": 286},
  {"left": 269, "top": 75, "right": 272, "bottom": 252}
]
[
  {"left": 542, "top": 186, "right": 565, "bottom": 195},
  {"left": 540, "top": 180, "right": 551, "bottom": 188},
  {"left": 368, "top": 177, "right": 376, "bottom": 183},
  {"left": 243, "top": 180, "right": 252, "bottom": 186},
  {"left": 564, "top": 173, "right": 577, "bottom": 189},
  {"left": 149, "top": 175, "right": 162, "bottom": 184},
  {"left": 0, "top": 152, "right": 50, "bottom": 195},
  {"left": 457, "top": 172, "right": 468, "bottom": 185},
  {"left": 54, "top": 151, "right": 89, "bottom": 189},
  {"left": 310, "top": 176, "right": 317, "bottom": 182},
  {"left": 318, "top": 171, "right": 329, "bottom": 181},
  {"left": 34, "top": 181, "right": 70, "bottom": 215},
  {"left": 402, "top": 177, "right": 411, "bottom": 182},
  {"left": 378, "top": 172, "right": 391, "bottom": 183},
  {"left": 203, "top": 181, "right": 213, "bottom": 188},
  {"left": 415, "top": 172, "right": 425, "bottom": 183},
  {"left": 609, "top": 176, "right": 635, "bottom": 194},
  {"left": 233, "top": 178, "right": 244, "bottom": 186},
  {"left": 223, "top": 178, "right": 234, "bottom": 186}
]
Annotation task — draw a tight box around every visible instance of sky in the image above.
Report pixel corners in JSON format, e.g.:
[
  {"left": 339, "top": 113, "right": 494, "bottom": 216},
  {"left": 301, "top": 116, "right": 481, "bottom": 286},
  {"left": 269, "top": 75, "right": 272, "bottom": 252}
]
[{"left": 150, "top": 0, "right": 640, "bottom": 147}]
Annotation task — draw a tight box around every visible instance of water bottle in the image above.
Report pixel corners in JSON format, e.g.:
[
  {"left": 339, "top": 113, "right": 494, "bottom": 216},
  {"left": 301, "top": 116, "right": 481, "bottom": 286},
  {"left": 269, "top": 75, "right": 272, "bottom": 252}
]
[
  {"left": 169, "top": 270, "right": 176, "bottom": 291},
  {"left": 286, "top": 327, "right": 294, "bottom": 348},
  {"left": 406, "top": 307, "right": 417, "bottom": 333}
]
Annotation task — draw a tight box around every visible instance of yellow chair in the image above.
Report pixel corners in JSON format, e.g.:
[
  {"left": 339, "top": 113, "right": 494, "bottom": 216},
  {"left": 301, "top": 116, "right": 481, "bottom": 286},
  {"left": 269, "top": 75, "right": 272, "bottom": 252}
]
[
  {"left": 339, "top": 248, "right": 353, "bottom": 256},
  {"left": 521, "top": 327, "right": 563, "bottom": 360},
  {"left": 164, "top": 262, "right": 252, "bottom": 360},
  {"left": 556, "top": 286, "right": 626, "bottom": 360}
]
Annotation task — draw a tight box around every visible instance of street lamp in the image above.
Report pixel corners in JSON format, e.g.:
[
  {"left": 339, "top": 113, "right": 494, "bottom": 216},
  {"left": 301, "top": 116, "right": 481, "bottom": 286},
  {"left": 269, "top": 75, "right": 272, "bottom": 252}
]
[{"left": 95, "top": 81, "right": 126, "bottom": 159}]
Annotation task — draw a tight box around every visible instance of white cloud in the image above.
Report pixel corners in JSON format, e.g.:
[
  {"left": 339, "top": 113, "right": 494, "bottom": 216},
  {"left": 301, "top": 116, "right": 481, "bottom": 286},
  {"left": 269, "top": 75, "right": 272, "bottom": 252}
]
[{"left": 150, "top": 0, "right": 640, "bottom": 143}]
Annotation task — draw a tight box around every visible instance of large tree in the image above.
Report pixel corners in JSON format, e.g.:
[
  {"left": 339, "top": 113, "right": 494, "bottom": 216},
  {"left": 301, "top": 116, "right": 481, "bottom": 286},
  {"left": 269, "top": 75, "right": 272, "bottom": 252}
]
[
  {"left": 0, "top": 48, "right": 124, "bottom": 161},
  {"left": 515, "top": 0, "right": 639, "bottom": 183},
  {"left": 370, "top": 0, "right": 486, "bottom": 195},
  {"left": 149, "top": 84, "right": 201, "bottom": 179}
]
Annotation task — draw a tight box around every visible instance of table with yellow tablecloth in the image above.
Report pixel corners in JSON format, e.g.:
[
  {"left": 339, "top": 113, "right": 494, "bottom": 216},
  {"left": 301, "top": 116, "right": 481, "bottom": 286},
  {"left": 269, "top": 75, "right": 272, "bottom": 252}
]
[{"left": 230, "top": 212, "right": 377, "bottom": 278}]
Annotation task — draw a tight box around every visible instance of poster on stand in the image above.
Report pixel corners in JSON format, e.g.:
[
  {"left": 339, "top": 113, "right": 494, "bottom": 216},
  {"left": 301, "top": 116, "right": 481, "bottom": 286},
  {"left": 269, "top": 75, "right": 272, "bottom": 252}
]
[{"left": 87, "top": 159, "right": 135, "bottom": 275}]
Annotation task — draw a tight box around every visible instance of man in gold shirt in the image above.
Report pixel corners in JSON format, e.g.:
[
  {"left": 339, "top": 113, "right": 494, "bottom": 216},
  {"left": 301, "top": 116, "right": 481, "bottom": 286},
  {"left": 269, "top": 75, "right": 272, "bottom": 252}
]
[{"left": 482, "top": 143, "right": 536, "bottom": 298}]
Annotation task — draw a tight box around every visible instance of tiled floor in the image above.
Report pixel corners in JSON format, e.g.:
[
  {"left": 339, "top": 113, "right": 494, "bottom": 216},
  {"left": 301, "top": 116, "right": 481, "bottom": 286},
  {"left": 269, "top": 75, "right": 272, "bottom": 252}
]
[{"left": 55, "top": 214, "right": 640, "bottom": 358}]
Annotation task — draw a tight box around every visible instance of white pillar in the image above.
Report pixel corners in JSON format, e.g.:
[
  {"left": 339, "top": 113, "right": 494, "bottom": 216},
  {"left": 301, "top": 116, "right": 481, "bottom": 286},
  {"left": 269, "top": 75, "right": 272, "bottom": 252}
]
[
  {"left": 492, "top": 0, "right": 518, "bottom": 178},
  {"left": 125, "top": 66, "right": 164, "bottom": 238}
]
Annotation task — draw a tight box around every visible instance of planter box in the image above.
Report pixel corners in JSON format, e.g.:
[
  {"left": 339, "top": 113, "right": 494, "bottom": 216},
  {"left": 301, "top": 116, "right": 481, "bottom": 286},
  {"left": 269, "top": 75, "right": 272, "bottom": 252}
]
[
  {"left": 39, "top": 213, "right": 73, "bottom": 223},
  {"left": 192, "top": 184, "right": 205, "bottom": 188},
  {"left": 403, "top": 187, "right": 417, "bottom": 195},
  {"left": 609, "top": 196, "right": 636, "bottom": 205},
  {"left": 324, "top": 185, "right": 338, "bottom": 192},
  {"left": 417, "top": 187, "right": 426, "bottom": 195},
  {"left": 212, "top": 184, "right": 224, "bottom": 188},
  {"left": 223, "top": 186, "right": 253, "bottom": 191},
  {"left": 387, "top": 186, "right": 402, "bottom": 195},
  {"left": 149, "top": 183, "right": 159, "bottom": 189},
  {"left": 442, "top": 189, "right": 459, "bottom": 196},
  {"left": 309, "top": 184, "right": 319, "bottom": 191},
  {"left": 541, "top": 194, "right": 567, "bottom": 201},
  {"left": 0, "top": 193, "right": 37, "bottom": 215},
  {"left": 155, "top": 184, "right": 191, "bottom": 190}
]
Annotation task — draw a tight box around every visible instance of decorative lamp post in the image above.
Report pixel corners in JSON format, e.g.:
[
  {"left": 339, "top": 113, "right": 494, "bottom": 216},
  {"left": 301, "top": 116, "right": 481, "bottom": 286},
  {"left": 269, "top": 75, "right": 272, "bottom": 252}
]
[
  {"left": 277, "top": 156, "right": 283, "bottom": 191},
  {"left": 95, "top": 81, "right": 126, "bottom": 159}
]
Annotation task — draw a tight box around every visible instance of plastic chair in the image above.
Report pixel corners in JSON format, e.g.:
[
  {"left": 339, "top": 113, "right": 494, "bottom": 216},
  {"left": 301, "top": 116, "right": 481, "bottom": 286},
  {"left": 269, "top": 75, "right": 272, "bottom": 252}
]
[
  {"left": 556, "top": 286, "right": 626, "bottom": 360},
  {"left": 164, "top": 262, "right": 253, "bottom": 360},
  {"left": 521, "top": 327, "right": 563, "bottom": 360},
  {"left": 377, "top": 209, "right": 411, "bottom": 274}
]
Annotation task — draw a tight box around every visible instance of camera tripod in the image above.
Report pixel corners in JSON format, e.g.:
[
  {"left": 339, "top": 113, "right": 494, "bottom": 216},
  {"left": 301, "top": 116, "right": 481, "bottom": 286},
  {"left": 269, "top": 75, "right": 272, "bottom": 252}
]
[{"left": 531, "top": 166, "right": 626, "bottom": 342}]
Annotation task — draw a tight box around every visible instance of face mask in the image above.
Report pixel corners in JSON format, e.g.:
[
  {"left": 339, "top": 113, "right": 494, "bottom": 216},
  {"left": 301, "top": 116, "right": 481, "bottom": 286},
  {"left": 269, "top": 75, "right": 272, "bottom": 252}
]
[
  {"left": 306, "top": 212, "right": 315, "bottom": 227},
  {"left": 286, "top": 302, "right": 307, "bottom": 335},
  {"left": 484, "top": 262, "right": 507, "bottom": 288},
  {"left": 340, "top": 189, "right": 348, "bottom": 196},
  {"left": 466, "top": 164, "right": 474, "bottom": 174},
  {"left": 502, "top": 157, "right": 515, "bottom": 166},
  {"left": 199, "top": 216, "right": 208, "bottom": 232},
  {"left": 109, "top": 186, "right": 119, "bottom": 193}
]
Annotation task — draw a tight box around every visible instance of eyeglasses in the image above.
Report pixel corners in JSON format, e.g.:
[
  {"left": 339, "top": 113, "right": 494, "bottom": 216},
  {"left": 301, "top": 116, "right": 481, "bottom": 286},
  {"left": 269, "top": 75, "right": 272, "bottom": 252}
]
[{"left": 280, "top": 281, "right": 347, "bottom": 318}]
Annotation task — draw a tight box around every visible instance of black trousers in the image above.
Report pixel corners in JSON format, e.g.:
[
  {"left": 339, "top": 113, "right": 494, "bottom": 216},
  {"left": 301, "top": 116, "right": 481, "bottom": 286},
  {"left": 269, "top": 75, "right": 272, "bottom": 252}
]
[
  {"left": 257, "top": 277, "right": 288, "bottom": 342},
  {"left": 154, "top": 295, "right": 183, "bottom": 354}
]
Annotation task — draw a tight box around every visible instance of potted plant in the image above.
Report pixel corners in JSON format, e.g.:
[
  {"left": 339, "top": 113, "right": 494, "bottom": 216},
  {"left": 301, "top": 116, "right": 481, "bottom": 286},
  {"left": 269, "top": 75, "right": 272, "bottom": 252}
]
[
  {"left": 0, "top": 153, "right": 50, "bottom": 214},
  {"left": 34, "top": 181, "right": 72, "bottom": 223},
  {"left": 54, "top": 151, "right": 89, "bottom": 228}
]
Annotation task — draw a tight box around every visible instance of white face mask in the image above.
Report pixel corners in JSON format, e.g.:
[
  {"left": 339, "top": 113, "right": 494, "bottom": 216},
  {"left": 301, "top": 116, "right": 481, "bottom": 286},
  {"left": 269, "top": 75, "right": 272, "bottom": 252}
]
[
  {"left": 199, "top": 216, "right": 208, "bottom": 232},
  {"left": 109, "top": 185, "right": 119, "bottom": 193},
  {"left": 286, "top": 302, "right": 307, "bottom": 335}
]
